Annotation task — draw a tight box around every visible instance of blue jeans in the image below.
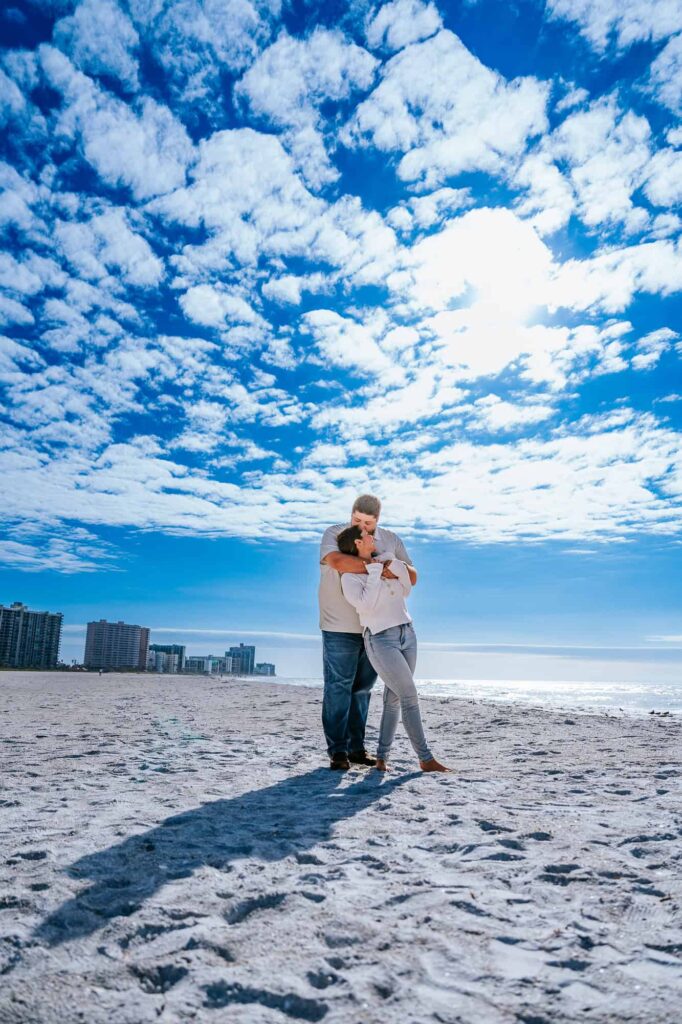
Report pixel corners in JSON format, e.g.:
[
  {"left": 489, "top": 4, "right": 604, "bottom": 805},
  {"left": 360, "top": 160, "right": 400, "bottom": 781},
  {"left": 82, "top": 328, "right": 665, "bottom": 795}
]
[
  {"left": 364, "top": 623, "right": 433, "bottom": 763},
  {"left": 321, "top": 631, "right": 377, "bottom": 757}
]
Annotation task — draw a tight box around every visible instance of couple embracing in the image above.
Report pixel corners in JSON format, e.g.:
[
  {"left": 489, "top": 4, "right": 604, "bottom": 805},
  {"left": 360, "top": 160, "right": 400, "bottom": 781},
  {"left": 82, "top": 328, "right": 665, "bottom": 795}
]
[{"left": 319, "top": 494, "right": 449, "bottom": 774}]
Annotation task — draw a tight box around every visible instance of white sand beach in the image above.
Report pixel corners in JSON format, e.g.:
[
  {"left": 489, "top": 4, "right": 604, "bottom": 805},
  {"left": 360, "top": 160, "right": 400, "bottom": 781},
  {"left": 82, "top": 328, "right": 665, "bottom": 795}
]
[{"left": 1, "top": 672, "right": 681, "bottom": 1024}]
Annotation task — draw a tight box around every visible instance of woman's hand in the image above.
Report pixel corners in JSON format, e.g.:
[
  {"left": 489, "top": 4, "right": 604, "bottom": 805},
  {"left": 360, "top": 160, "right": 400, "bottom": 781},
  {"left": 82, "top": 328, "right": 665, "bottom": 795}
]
[{"left": 379, "top": 562, "right": 399, "bottom": 579}]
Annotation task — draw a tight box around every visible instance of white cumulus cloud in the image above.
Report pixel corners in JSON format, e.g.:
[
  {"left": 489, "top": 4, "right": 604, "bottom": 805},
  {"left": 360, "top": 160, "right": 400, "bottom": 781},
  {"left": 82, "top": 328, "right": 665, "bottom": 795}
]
[
  {"left": 365, "top": 0, "right": 442, "bottom": 53},
  {"left": 235, "top": 27, "right": 378, "bottom": 187},
  {"left": 342, "top": 30, "right": 548, "bottom": 189}
]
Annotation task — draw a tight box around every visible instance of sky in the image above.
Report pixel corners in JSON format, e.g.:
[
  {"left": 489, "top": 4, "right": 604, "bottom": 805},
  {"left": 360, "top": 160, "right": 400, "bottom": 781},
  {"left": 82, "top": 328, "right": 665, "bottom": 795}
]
[{"left": 0, "top": 0, "right": 681, "bottom": 679}]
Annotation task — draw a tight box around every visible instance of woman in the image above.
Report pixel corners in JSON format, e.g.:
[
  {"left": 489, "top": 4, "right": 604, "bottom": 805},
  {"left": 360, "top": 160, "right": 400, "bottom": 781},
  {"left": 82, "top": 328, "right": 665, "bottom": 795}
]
[{"left": 337, "top": 525, "right": 449, "bottom": 773}]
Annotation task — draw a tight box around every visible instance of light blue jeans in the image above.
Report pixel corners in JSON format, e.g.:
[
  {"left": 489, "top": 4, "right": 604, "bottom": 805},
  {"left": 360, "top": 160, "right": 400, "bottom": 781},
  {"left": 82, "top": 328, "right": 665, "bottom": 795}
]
[{"left": 363, "top": 622, "right": 433, "bottom": 763}]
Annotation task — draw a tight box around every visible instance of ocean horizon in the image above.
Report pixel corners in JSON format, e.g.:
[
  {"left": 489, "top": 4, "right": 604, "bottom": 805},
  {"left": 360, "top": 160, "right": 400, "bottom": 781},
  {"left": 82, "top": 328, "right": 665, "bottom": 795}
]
[{"left": 256, "top": 674, "right": 682, "bottom": 714}]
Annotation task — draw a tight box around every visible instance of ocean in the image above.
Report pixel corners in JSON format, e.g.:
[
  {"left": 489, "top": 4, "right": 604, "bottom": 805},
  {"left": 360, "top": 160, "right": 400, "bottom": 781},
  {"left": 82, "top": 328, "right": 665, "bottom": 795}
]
[{"left": 265, "top": 675, "right": 682, "bottom": 714}]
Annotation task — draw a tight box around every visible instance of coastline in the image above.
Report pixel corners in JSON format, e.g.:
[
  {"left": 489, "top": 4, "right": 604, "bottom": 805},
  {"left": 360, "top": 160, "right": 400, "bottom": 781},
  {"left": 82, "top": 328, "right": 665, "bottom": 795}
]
[{"left": 1, "top": 672, "right": 681, "bottom": 1023}]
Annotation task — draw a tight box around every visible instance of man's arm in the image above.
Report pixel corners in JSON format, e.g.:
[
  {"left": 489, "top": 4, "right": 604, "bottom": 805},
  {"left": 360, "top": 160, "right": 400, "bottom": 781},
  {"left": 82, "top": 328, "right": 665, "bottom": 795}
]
[
  {"left": 393, "top": 536, "right": 417, "bottom": 586},
  {"left": 324, "top": 552, "right": 405, "bottom": 580},
  {"left": 389, "top": 559, "right": 413, "bottom": 596},
  {"left": 322, "top": 552, "right": 369, "bottom": 574}
]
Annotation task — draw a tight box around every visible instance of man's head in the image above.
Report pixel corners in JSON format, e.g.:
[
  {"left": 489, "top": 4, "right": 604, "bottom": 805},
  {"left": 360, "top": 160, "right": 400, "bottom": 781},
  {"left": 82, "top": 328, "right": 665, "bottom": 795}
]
[{"left": 351, "top": 494, "right": 381, "bottom": 535}]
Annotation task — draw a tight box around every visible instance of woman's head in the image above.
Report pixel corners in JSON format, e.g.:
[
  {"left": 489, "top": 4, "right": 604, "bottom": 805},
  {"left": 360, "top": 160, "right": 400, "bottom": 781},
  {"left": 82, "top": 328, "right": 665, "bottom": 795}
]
[{"left": 337, "top": 524, "right": 375, "bottom": 559}]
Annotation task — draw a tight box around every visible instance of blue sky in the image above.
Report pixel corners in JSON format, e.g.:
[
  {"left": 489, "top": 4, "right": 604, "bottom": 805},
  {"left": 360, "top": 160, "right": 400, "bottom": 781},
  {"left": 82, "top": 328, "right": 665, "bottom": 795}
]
[{"left": 1, "top": 0, "right": 681, "bottom": 677}]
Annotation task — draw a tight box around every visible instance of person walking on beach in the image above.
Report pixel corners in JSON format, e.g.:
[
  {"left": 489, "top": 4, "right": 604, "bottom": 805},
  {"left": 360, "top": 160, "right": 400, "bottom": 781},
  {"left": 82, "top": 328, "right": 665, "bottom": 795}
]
[
  {"left": 337, "top": 525, "right": 449, "bottom": 773},
  {"left": 319, "top": 495, "right": 416, "bottom": 771}
]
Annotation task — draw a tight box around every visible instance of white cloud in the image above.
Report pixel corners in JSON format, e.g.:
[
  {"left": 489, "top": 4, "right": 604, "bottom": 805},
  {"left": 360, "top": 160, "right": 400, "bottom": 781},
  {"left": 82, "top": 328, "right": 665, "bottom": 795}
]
[
  {"left": 307, "top": 195, "right": 399, "bottom": 287},
  {"left": 2, "top": 4, "right": 682, "bottom": 573},
  {"left": 0, "top": 252, "right": 45, "bottom": 296},
  {"left": 40, "top": 300, "right": 126, "bottom": 353},
  {"left": 149, "top": 128, "right": 322, "bottom": 271},
  {"left": 548, "top": 237, "right": 682, "bottom": 313},
  {"left": 1, "top": 394, "right": 680, "bottom": 555},
  {"left": 518, "top": 96, "right": 653, "bottom": 236},
  {"left": 471, "top": 394, "right": 556, "bottom": 432},
  {"left": 40, "top": 44, "right": 193, "bottom": 200},
  {"left": 545, "top": 0, "right": 682, "bottom": 52},
  {"left": 388, "top": 187, "right": 473, "bottom": 233},
  {"left": 365, "top": 0, "right": 442, "bottom": 53},
  {"left": 304, "top": 442, "right": 348, "bottom": 466},
  {"left": 646, "top": 32, "right": 682, "bottom": 114},
  {"left": 514, "top": 151, "right": 575, "bottom": 234},
  {"left": 260, "top": 272, "right": 328, "bottom": 306},
  {"left": 0, "top": 162, "right": 49, "bottom": 238},
  {"left": 390, "top": 207, "right": 553, "bottom": 316},
  {"left": 0, "top": 335, "right": 45, "bottom": 381},
  {"left": 631, "top": 327, "right": 678, "bottom": 370},
  {"left": 312, "top": 365, "right": 466, "bottom": 438},
  {"left": 643, "top": 146, "right": 682, "bottom": 206},
  {"left": 0, "top": 524, "right": 117, "bottom": 573},
  {"left": 426, "top": 313, "right": 620, "bottom": 389},
  {"left": 235, "top": 27, "right": 378, "bottom": 187},
  {"left": 128, "top": 0, "right": 278, "bottom": 113},
  {"left": 0, "top": 65, "right": 26, "bottom": 124},
  {"left": 180, "top": 283, "right": 266, "bottom": 329},
  {"left": 54, "top": 0, "right": 140, "bottom": 91},
  {"left": 300, "top": 309, "right": 399, "bottom": 376},
  {"left": 54, "top": 207, "right": 163, "bottom": 286},
  {"left": 555, "top": 85, "right": 589, "bottom": 113},
  {"left": 342, "top": 30, "right": 548, "bottom": 189},
  {"left": 151, "top": 128, "right": 399, "bottom": 288},
  {"left": 648, "top": 212, "right": 682, "bottom": 239},
  {"left": 0, "top": 294, "right": 34, "bottom": 326}
]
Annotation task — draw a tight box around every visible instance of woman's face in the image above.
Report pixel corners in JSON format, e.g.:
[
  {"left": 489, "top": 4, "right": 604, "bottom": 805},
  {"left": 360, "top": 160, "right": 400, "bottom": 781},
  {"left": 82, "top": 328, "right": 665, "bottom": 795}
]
[{"left": 354, "top": 532, "right": 376, "bottom": 559}]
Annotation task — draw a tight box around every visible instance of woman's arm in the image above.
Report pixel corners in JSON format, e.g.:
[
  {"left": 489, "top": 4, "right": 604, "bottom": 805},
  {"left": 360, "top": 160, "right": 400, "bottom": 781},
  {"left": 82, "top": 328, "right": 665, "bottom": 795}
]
[{"left": 340, "top": 563, "right": 384, "bottom": 614}]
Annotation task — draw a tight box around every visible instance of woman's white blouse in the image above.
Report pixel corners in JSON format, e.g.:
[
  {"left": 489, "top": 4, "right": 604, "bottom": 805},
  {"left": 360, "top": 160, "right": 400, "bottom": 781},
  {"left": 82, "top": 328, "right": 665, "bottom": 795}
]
[{"left": 340, "top": 558, "right": 412, "bottom": 635}]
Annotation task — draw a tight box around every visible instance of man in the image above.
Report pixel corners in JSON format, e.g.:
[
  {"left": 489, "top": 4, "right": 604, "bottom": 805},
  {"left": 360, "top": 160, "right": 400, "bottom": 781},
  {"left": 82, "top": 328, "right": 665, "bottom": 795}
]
[{"left": 319, "top": 494, "right": 417, "bottom": 770}]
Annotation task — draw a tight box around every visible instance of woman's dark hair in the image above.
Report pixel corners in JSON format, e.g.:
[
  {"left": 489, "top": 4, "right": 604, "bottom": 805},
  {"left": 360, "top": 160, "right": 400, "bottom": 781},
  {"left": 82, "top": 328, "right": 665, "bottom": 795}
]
[{"left": 337, "top": 524, "right": 363, "bottom": 556}]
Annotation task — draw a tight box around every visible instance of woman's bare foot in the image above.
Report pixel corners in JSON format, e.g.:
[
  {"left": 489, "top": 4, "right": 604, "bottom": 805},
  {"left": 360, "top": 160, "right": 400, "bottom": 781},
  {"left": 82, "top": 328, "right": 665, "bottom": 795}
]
[
  {"left": 419, "top": 757, "right": 450, "bottom": 772},
  {"left": 375, "top": 757, "right": 388, "bottom": 771}
]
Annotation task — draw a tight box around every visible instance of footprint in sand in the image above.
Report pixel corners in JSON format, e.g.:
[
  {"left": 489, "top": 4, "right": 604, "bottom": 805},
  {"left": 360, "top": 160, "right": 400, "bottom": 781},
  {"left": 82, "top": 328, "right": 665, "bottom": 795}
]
[
  {"left": 307, "top": 969, "right": 339, "bottom": 989},
  {"left": 225, "top": 892, "right": 287, "bottom": 924},
  {"left": 129, "top": 963, "right": 188, "bottom": 993},
  {"left": 201, "top": 980, "right": 328, "bottom": 1021}
]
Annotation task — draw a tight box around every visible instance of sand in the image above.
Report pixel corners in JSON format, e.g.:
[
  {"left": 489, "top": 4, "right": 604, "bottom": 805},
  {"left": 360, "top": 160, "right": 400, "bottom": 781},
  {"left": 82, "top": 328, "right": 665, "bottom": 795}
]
[{"left": 0, "top": 672, "right": 680, "bottom": 1024}]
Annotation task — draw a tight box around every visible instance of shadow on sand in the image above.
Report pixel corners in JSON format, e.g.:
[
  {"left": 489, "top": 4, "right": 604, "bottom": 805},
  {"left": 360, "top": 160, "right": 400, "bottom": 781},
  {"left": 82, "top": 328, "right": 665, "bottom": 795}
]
[{"left": 35, "top": 767, "right": 416, "bottom": 946}]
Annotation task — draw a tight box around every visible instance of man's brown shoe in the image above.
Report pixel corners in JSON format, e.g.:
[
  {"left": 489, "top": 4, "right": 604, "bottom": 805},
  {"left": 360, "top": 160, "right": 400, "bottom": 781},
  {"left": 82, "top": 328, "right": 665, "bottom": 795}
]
[
  {"left": 349, "top": 750, "right": 377, "bottom": 767},
  {"left": 330, "top": 753, "right": 350, "bottom": 770}
]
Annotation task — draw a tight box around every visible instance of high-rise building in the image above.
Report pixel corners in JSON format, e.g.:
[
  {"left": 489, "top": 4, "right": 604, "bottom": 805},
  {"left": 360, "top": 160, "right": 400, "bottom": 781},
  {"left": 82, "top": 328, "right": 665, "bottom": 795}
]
[
  {"left": 227, "top": 643, "right": 256, "bottom": 676},
  {"left": 255, "top": 662, "right": 276, "bottom": 676},
  {"left": 185, "top": 654, "right": 233, "bottom": 675},
  {"left": 148, "top": 643, "right": 186, "bottom": 673},
  {"left": 84, "top": 620, "right": 149, "bottom": 670},
  {"left": 0, "top": 602, "right": 63, "bottom": 668}
]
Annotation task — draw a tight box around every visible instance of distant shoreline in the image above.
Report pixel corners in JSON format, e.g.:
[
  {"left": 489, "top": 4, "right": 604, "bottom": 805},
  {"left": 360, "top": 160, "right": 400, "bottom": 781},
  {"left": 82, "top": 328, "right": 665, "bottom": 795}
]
[{"left": 1, "top": 669, "right": 680, "bottom": 716}]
